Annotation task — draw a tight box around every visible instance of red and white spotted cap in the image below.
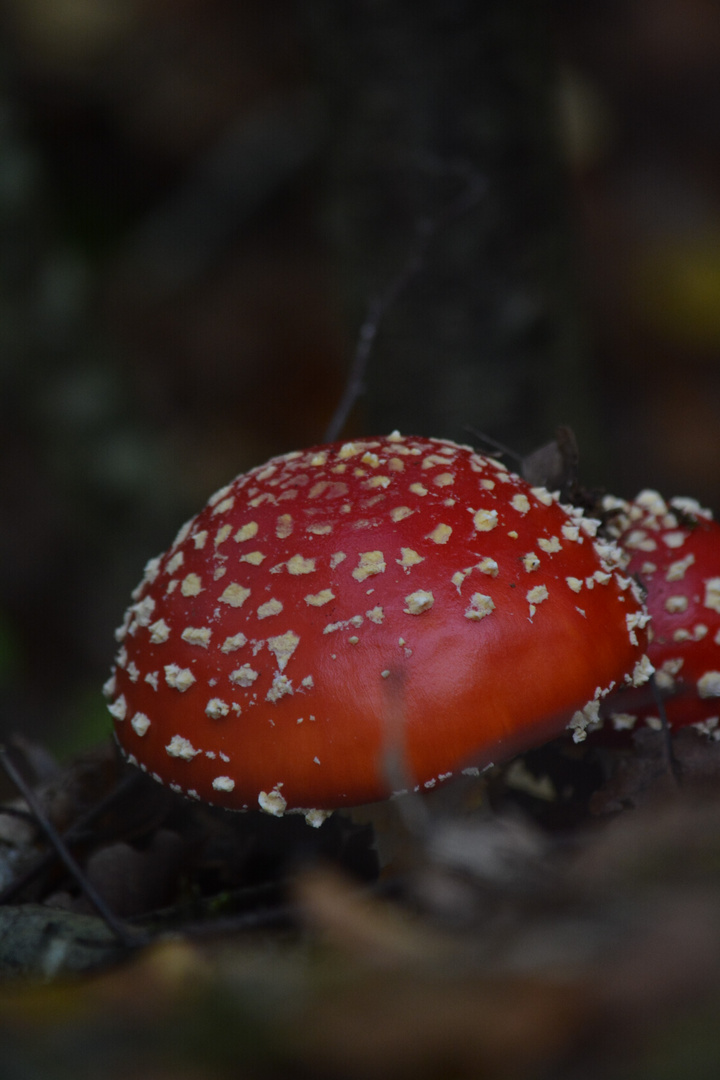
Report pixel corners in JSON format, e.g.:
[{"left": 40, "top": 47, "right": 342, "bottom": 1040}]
[
  {"left": 104, "top": 433, "right": 651, "bottom": 824},
  {"left": 604, "top": 489, "right": 720, "bottom": 736}
]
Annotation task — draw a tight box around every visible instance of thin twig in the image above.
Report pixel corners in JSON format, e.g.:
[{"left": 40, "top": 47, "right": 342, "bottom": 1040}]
[
  {"left": 649, "top": 675, "right": 683, "bottom": 787},
  {"left": 0, "top": 769, "right": 145, "bottom": 906},
  {"left": 464, "top": 427, "right": 523, "bottom": 466},
  {"left": 0, "top": 746, "right": 141, "bottom": 949},
  {"left": 324, "top": 165, "right": 486, "bottom": 443},
  {"left": 149, "top": 903, "right": 296, "bottom": 942}
]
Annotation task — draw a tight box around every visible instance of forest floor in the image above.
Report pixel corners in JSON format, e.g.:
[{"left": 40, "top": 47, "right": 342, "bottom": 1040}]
[{"left": 1, "top": 727, "right": 720, "bottom": 1079}]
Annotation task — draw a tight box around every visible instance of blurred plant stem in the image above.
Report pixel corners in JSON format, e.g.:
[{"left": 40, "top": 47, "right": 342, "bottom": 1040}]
[{"left": 305, "top": 0, "right": 599, "bottom": 473}]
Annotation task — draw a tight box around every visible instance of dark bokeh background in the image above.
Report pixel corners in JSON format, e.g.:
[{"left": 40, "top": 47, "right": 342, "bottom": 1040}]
[{"left": 1, "top": 0, "right": 719, "bottom": 754}]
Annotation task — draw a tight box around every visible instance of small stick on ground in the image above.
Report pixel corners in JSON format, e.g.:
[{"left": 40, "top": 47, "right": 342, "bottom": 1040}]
[
  {"left": 0, "top": 769, "right": 145, "bottom": 907},
  {"left": 0, "top": 745, "right": 142, "bottom": 950},
  {"left": 649, "top": 675, "right": 683, "bottom": 788}
]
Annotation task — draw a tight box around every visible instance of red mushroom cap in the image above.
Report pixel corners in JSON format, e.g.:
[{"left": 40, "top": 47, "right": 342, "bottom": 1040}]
[
  {"left": 604, "top": 489, "right": 720, "bottom": 736},
  {"left": 105, "top": 434, "right": 651, "bottom": 823}
]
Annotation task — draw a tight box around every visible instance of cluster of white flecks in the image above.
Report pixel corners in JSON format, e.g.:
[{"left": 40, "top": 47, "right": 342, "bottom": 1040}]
[
  {"left": 604, "top": 489, "right": 720, "bottom": 735},
  {"left": 106, "top": 433, "right": 652, "bottom": 818}
]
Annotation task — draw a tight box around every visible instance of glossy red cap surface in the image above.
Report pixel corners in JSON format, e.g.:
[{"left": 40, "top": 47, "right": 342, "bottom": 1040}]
[{"left": 106, "top": 435, "right": 651, "bottom": 822}]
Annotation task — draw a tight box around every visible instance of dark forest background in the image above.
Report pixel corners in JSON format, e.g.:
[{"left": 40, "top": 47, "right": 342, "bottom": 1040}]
[{"left": 1, "top": 0, "right": 720, "bottom": 756}]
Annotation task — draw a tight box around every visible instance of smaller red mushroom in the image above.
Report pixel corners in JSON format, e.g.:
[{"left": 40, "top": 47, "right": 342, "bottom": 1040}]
[
  {"left": 603, "top": 489, "right": 720, "bottom": 736},
  {"left": 105, "top": 434, "right": 652, "bottom": 823}
]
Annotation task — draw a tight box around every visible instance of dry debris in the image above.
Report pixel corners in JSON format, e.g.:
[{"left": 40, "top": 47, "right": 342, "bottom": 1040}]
[{"left": 1, "top": 728, "right": 720, "bottom": 1078}]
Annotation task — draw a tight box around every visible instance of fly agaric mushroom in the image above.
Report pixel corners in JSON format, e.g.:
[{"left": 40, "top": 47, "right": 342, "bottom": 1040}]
[
  {"left": 105, "top": 434, "right": 651, "bottom": 825},
  {"left": 603, "top": 489, "right": 720, "bottom": 736}
]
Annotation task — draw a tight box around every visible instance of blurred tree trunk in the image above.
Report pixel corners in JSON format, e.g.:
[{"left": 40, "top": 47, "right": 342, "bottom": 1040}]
[{"left": 305, "top": 0, "right": 598, "bottom": 470}]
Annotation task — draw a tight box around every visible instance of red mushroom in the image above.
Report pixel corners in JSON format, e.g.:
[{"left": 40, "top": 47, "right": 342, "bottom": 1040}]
[
  {"left": 603, "top": 489, "right": 720, "bottom": 736},
  {"left": 105, "top": 434, "right": 651, "bottom": 824}
]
